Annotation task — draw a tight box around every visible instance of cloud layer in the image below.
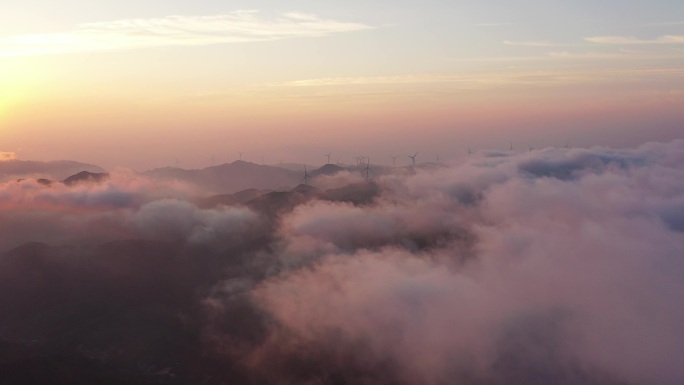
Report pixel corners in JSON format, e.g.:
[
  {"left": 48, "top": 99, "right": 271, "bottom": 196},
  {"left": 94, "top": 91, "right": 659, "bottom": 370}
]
[
  {"left": 586, "top": 35, "right": 684, "bottom": 45},
  {"left": 0, "top": 11, "right": 372, "bottom": 57},
  {"left": 0, "top": 151, "right": 16, "bottom": 161},
  {"left": 244, "top": 141, "right": 684, "bottom": 384},
  {"left": 276, "top": 67, "right": 684, "bottom": 89},
  {"left": 1, "top": 140, "right": 683, "bottom": 384}
]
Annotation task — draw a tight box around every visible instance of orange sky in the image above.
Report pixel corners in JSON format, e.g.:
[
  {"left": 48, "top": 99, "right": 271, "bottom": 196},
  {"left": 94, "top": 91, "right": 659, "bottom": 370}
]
[{"left": 1, "top": 3, "right": 683, "bottom": 169}]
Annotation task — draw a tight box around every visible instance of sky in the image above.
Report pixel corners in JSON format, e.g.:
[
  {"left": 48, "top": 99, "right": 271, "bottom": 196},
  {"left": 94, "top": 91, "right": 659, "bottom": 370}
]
[{"left": 1, "top": 0, "right": 683, "bottom": 169}]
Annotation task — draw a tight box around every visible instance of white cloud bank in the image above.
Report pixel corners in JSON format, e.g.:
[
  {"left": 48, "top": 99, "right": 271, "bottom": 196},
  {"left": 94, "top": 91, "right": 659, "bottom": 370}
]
[
  {"left": 1, "top": 140, "right": 684, "bottom": 383},
  {"left": 586, "top": 35, "right": 684, "bottom": 45},
  {"left": 0, "top": 10, "right": 372, "bottom": 57}
]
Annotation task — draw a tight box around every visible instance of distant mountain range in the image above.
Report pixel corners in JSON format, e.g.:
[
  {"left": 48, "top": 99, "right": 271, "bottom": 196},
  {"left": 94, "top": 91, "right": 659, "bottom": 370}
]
[
  {"left": 198, "top": 182, "right": 380, "bottom": 215},
  {"left": 0, "top": 160, "right": 107, "bottom": 182},
  {"left": 143, "top": 161, "right": 356, "bottom": 194},
  {"left": 3, "top": 158, "right": 440, "bottom": 195},
  {"left": 142, "top": 160, "right": 438, "bottom": 195},
  {"left": 271, "top": 162, "right": 316, "bottom": 172}
]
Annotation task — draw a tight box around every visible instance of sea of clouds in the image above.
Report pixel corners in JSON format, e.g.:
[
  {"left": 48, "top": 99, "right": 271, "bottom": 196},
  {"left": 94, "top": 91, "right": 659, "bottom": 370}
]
[{"left": 0, "top": 140, "right": 682, "bottom": 385}]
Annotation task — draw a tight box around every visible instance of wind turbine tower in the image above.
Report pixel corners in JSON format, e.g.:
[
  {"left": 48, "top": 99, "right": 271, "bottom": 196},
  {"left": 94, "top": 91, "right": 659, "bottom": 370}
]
[
  {"left": 324, "top": 152, "right": 332, "bottom": 164},
  {"left": 363, "top": 157, "right": 371, "bottom": 181},
  {"left": 303, "top": 165, "right": 311, "bottom": 185},
  {"left": 390, "top": 155, "right": 398, "bottom": 166},
  {"left": 408, "top": 152, "right": 418, "bottom": 167}
]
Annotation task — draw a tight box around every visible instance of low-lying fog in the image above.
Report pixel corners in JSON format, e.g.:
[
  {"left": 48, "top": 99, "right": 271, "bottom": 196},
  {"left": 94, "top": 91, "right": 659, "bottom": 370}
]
[{"left": 0, "top": 140, "right": 683, "bottom": 385}]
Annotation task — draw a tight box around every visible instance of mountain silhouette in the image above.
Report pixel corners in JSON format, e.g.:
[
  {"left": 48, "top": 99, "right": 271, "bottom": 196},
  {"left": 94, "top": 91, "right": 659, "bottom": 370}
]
[
  {"left": 0, "top": 160, "right": 106, "bottom": 182},
  {"left": 63, "top": 171, "right": 110, "bottom": 186},
  {"left": 310, "top": 163, "right": 345, "bottom": 177},
  {"left": 144, "top": 161, "right": 303, "bottom": 194},
  {"left": 197, "top": 188, "right": 265, "bottom": 209}
]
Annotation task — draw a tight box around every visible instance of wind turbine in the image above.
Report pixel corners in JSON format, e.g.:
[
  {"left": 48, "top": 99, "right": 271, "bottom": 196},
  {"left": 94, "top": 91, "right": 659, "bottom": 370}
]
[
  {"left": 303, "top": 165, "right": 310, "bottom": 185},
  {"left": 324, "top": 152, "right": 332, "bottom": 164},
  {"left": 509, "top": 143, "right": 514, "bottom": 151},
  {"left": 362, "top": 157, "right": 372, "bottom": 181},
  {"left": 390, "top": 155, "right": 398, "bottom": 166},
  {"left": 563, "top": 142, "right": 570, "bottom": 149},
  {"left": 467, "top": 147, "right": 473, "bottom": 156},
  {"left": 238, "top": 151, "right": 243, "bottom": 161},
  {"left": 408, "top": 152, "right": 418, "bottom": 167},
  {"left": 528, "top": 144, "right": 534, "bottom": 152}
]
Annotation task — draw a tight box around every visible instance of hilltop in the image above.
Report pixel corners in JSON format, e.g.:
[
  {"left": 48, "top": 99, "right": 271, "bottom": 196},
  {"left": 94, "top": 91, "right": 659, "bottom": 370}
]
[{"left": 0, "top": 160, "right": 106, "bottom": 182}]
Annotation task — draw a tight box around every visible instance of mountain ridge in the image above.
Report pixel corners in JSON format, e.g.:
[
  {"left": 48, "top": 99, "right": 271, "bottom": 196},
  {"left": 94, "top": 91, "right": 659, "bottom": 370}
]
[{"left": 0, "top": 160, "right": 107, "bottom": 182}]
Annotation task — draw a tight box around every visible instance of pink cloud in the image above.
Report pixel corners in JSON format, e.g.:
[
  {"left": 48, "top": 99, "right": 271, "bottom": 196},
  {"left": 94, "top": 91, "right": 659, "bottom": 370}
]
[{"left": 0, "top": 151, "right": 16, "bottom": 161}]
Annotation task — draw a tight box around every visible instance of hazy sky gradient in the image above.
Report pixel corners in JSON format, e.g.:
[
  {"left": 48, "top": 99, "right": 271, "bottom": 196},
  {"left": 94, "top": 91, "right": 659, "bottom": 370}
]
[{"left": 1, "top": 1, "right": 683, "bottom": 169}]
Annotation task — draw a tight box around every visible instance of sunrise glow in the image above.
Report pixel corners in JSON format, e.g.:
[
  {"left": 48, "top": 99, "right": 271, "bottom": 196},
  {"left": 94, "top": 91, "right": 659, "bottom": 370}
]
[
  {"left": 1, "top": 2, "right": 682, "bottom": 168},
  {"left": 0, "top": 2, "right": 683, "bottom": 384}
]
